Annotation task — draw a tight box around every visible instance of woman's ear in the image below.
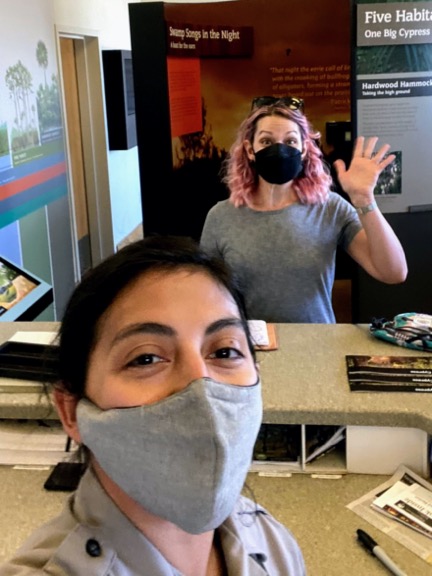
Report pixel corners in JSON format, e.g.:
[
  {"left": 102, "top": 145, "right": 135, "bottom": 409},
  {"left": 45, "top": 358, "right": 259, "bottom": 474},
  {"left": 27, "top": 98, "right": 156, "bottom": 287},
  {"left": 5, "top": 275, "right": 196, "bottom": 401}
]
[
  {"left": 53, "top": 388, "right": 82, "bottom": 444},
  {"left": 244, "top": 139, "right": 255, "bottom": 162}
]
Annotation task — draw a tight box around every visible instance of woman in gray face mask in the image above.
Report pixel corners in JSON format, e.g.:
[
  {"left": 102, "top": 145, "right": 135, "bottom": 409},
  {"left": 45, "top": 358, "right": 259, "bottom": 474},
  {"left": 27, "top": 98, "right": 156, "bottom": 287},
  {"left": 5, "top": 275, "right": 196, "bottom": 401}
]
[
  {"left": 0, "top": 236, "right": 305, "bottom": 576},
  {"left": 200, "top": 97, "right": 407, "bottom": 324}
]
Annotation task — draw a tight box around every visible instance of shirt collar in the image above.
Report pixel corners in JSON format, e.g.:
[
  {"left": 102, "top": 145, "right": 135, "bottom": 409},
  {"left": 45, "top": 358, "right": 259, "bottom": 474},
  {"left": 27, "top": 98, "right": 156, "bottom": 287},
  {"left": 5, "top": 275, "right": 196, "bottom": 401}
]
[{"left": 73, "top": 468, "right": 267, "bottom": 575}]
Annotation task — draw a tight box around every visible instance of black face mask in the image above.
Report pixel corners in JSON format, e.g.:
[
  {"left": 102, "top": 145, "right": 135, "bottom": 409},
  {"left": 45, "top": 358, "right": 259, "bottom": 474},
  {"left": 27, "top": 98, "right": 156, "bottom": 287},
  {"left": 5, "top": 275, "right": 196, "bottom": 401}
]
[{"left": 253, "top": 143, "right": 303, "bottom": 185}]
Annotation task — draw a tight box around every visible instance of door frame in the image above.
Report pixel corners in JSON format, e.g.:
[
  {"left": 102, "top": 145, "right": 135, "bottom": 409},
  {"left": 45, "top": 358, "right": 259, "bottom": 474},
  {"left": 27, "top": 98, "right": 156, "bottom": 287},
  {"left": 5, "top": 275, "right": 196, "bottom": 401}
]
[{"left": 55, "top": 25, "right": 114, "bottom": 280}]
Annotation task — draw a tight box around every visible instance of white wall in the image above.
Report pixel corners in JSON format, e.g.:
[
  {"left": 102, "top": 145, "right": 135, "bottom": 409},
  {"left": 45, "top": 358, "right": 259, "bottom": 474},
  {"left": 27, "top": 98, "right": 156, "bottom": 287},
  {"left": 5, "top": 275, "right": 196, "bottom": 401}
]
[
  {"left": 53, "top": 0, "right": 143, "bottom": 247},
  {"left": 53, "top": 0, "right": 144, "bottom": 48}
]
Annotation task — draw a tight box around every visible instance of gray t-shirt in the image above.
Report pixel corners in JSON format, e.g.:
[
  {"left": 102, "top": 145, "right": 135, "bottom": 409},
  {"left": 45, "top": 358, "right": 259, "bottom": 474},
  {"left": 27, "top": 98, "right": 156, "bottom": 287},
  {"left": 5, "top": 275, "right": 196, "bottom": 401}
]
[{"left": 200, "top": 193, "right": 362, "bottom": 323}]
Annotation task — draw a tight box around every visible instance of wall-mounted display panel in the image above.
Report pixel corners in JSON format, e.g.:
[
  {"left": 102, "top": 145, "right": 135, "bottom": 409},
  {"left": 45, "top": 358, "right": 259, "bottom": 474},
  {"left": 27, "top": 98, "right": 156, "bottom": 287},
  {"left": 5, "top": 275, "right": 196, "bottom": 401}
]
[
  {"left": 129, "top": 0, "right": 352, "bottom": 240},
  {"left": 0, "top": 0, "right": 75, "bottom": 320},
  {"left": 353, "top": 0, "right": 432, "bottom": 214},
  {"left": 351, "top": 0, "right": 432, "bottom": 321},
  {"left": 0, "top": 256, "right": 52, "bottom": 321}
]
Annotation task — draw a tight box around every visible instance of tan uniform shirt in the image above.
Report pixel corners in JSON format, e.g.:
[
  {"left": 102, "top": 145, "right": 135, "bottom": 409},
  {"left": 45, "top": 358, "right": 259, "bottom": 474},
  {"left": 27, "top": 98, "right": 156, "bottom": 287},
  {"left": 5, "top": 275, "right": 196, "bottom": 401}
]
[{"left": 0, "top": 469, "right": 306, "bottom": 575}]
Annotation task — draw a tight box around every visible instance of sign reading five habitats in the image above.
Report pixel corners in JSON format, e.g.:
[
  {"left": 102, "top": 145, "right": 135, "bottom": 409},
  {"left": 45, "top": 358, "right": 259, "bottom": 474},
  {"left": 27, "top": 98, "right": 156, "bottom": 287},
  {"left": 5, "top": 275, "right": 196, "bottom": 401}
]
[{"left": 354, "top": 1, "right": 432, "bottom": 213}]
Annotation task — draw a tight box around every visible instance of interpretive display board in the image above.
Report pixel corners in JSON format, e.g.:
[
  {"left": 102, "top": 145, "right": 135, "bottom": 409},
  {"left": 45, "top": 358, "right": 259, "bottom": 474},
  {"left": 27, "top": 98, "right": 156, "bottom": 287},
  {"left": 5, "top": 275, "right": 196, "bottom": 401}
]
[
  {"left": 129, "top": 0, "right": 352, "bottom": 240},
  {"left": 354, "top": 0, "right": 432, "bottom": 214},
  {"left": 0, "top": 256, "right": 52, "bottom": 320},
  {"left": 0, "top": 0, "right": 75, "bottom": 321},
  {"left": 352, "top": 0, "right": 432, "bottom": 321}
]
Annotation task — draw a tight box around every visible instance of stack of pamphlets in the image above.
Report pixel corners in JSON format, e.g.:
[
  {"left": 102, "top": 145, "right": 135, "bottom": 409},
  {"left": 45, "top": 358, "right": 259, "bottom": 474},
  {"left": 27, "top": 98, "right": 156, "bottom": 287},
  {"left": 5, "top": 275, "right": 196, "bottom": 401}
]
[
  {"left": 250, "top": 423, "right": 347, "bottom": 474},
  {"left": 372, "top": 471, "right": 432, "bottom": 539},
  {"left": 0, "top": 420, "right": 78, "bottom": 466},
  {"left": 253, "top": 423, "right": 301, "bottom": 463},
  {"left": 346, "top": 354, "right": 432, "bottom": 392},
  {"left": 0, "top": 331, "right": 58, "bottom": 393},
  {"left": 248, "top": 320, "right": 269, "bottom": 347},
  {"left": 247, "top": 320, "right": 278, "bottom": 351},
  {"left": 347, "top": 465, "right": 432, "bottom": 563},
  {"left": 305, "top": 425, "right": 346, "bottom": 463}
]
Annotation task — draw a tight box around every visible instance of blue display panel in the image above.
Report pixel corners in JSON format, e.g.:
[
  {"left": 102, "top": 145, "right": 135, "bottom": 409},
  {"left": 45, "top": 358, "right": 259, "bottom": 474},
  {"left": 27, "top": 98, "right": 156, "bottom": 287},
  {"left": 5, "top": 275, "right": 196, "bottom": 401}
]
[{"left": 0, "top": 255, "right": 52, "bottom": 320}]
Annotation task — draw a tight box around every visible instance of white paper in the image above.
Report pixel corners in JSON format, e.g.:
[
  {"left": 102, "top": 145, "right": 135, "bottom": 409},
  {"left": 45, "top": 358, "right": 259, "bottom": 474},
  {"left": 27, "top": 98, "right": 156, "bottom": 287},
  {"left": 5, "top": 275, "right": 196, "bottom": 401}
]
[
  {"left": 8, "top": 331, "right": 58, "bottom": 345},
  {"left": 373, "top": 481, "right": 432, "bottom": 538},
  {"left": 0, "top": 420, "right": 78, "bottom": 466},
  {"left": 347, "top": 465, "right": 432, "bottom": 563},
  {"left": 248, "top": 320, "right": 269, "bottom": 346}
]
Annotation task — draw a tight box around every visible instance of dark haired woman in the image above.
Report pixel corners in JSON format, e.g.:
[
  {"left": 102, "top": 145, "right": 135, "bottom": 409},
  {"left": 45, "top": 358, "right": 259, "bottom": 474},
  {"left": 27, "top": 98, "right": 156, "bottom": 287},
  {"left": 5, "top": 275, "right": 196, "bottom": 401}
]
[{"left": 0, "top": 236, "right": 305, "bottom": 576}]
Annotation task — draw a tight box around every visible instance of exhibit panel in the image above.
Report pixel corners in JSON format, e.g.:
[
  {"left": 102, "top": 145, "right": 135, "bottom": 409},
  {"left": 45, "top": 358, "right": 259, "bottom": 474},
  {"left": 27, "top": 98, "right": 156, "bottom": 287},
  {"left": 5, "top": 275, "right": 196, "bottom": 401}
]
[
  {"left": 0, "top": 0, "right": 75, "bottom": 321},
  {"left": 129, "top": 0, "right": 352, "bottom": 240},
  {"left": 0, "top": 256, "right": 52, "bottom": 321},
  {"left": 352, "top": 0, "right": 432, "bottom": 321}
]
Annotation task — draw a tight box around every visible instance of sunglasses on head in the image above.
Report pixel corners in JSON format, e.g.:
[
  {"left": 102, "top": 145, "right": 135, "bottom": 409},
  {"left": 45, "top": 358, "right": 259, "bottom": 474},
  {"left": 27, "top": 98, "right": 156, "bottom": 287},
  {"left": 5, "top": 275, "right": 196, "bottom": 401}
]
[{"left": 251, "top": 96, "right": 304, "bottom": 112}]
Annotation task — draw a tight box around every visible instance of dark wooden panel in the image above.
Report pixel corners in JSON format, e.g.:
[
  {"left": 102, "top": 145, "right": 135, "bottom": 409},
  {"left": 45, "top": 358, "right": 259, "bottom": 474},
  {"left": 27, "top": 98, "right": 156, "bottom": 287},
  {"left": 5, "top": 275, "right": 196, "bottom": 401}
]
[{"left": 352, "top": 211, "right": 432, "bottom": 322}]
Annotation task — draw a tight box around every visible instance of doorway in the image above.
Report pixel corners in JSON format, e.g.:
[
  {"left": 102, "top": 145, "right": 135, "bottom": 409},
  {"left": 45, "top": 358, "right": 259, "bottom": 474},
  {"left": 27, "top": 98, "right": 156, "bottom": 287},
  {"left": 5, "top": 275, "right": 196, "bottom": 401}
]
[
  {"left": 59, "top": 37, "right": 90, "bottom": 277},
  {"left": 56, "top": 30, "right": 114, "bottom": 282}
]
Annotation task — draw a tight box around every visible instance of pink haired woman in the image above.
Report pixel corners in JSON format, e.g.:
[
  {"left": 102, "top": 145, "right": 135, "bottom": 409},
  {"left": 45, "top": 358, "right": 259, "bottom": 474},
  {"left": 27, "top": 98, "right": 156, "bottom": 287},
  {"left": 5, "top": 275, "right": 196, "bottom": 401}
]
[{"left": 200, "top": 98, "right": 407, "bottom": 323}]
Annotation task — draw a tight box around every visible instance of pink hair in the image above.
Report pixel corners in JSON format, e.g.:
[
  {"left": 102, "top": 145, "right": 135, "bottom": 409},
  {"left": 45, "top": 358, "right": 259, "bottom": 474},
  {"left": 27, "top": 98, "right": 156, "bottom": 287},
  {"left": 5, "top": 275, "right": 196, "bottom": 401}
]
[{"left": 223, "top": 105, "right": 333, "bottom": 207}]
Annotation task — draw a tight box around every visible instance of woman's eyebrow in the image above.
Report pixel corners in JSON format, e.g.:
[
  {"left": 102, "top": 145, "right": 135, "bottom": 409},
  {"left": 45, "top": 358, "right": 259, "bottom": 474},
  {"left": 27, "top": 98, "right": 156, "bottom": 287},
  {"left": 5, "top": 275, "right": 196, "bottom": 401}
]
[
  {"left": 205, "top": 318, "right": 244, "bottom": 336},
  {"left": 257, "top": 129, "right": 299, "bottom": 137},
  {"left": 112, "top": 322, "right": 176, "bottom": 346},
  {"left": 256, "top": 129, "right": 273, "bottom": 136},
  {"left": 110, "top": 318, "right": 244, "bottom": 346}
]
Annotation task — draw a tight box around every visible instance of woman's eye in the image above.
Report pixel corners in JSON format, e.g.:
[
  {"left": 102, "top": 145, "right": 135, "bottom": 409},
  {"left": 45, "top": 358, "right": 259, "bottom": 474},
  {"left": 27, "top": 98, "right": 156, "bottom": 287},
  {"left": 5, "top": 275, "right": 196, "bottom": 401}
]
[
  {"left": 210, "top": 347, "right": 243, "bottom": 360},
  {"left": 127, "top": 353, "right": 164, "bottom": 367},
  {"left": 286, "top": 139, "right": 298, "bottom": 146}
]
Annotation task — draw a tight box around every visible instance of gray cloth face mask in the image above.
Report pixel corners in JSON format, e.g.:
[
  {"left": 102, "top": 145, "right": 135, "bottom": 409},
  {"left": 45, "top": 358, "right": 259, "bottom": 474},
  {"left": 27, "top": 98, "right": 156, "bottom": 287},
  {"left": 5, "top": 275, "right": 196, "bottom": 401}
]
[{"left": 77, "top": 377, "right": 262, "bottom": 534}]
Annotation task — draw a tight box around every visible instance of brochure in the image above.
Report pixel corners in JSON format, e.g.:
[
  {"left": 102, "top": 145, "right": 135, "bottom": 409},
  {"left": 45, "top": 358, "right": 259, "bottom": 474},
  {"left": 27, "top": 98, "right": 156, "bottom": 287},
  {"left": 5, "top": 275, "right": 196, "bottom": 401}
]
[
  {"left": 250, "top": 423, "right": 346, "bottom": 473},
  {"left": 0, "top": 340, "right": 58, "bottom": 383},
  {"left": 346, "top": 354, "right": 432, "bottom": 392},
  {"left": 372, "top": 475, "right": 432, "bottom": 539},
  {"left": 0, "top": 331, "right": 59, "bottom": 391},
  {"left": 0, "top": 419, "right": 78, "bottom": 466},
  {"left": 248, "top": 320, "right": 269, "bottom": 347},
  {"left": 253, "top": 423, "right": 301, "bottom": 464},
  {"left": 247, "top": 320, "right": 278, "bottom": 351},
  {"left": 305, "top": 425, "right": 346, "bottom": 463},
  {"left": 347, "top": 465, "right": 432, "bottom": 563}
]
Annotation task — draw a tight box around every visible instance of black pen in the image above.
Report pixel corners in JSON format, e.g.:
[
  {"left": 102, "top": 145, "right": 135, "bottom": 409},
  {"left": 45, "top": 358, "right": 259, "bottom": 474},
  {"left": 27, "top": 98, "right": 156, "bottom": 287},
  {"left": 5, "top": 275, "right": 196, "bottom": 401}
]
[{"left": 356, "top": 529, "right": 408, "bottom": 576}]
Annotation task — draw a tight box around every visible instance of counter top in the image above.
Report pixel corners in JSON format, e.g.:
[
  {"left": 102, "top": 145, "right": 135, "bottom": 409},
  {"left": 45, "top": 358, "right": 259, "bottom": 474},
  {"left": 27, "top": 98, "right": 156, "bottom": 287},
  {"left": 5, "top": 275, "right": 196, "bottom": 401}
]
[
  {"left": 1, "top": 322, "right": 432, "bottom": 574},
  {"left": 0, "top": 322, "right": 59, "bottom": 419},
  {"left": 258, "top": 323, "right": 432, "bottom": 433},
  {"left": 1, "top": 322, "right": 432, "bottom": 434}
]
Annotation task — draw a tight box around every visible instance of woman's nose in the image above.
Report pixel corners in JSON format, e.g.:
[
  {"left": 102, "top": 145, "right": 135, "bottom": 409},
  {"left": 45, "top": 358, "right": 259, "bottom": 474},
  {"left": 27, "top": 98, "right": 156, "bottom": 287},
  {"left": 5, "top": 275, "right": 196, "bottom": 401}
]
[{"left": 175, "top": 351, "right": 210, "bottom": 391}]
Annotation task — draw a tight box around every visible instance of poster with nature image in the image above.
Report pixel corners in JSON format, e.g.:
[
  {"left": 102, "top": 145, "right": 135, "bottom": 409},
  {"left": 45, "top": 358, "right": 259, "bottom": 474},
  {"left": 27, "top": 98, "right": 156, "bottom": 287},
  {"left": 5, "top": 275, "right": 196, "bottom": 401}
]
[
  {"left": 0, "top": 0, "right": 74, "bottom": 322},
  {"left": 130, "top": 0, "right": 352, "bottom": 240},
  {"left": 0, "top": 0, "right": 67, "bottom": 229}
]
